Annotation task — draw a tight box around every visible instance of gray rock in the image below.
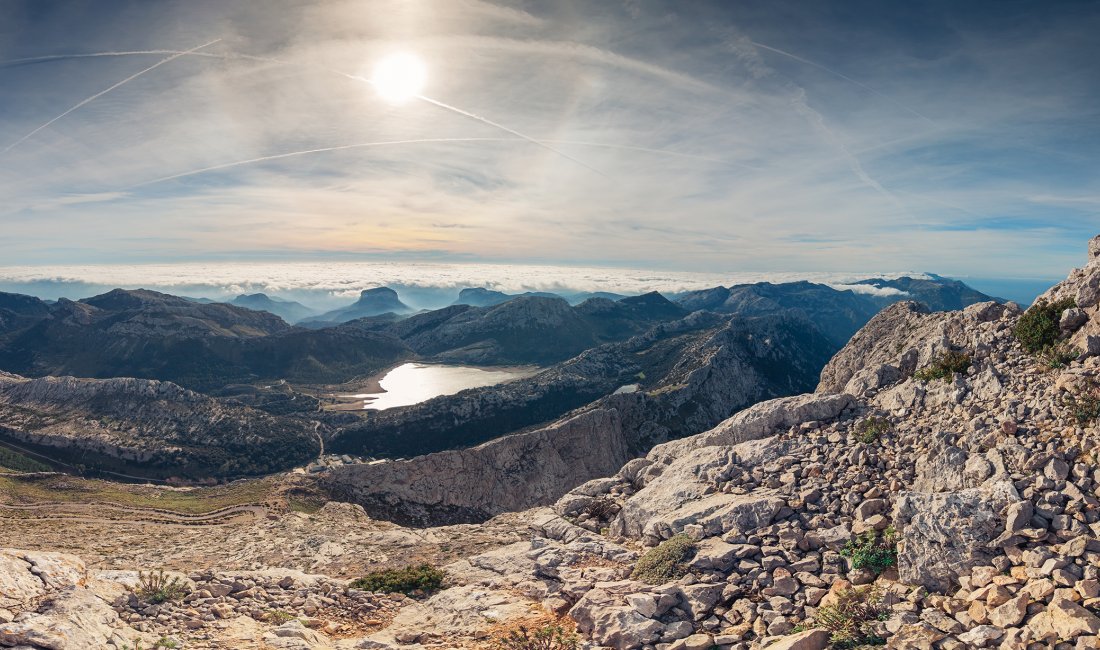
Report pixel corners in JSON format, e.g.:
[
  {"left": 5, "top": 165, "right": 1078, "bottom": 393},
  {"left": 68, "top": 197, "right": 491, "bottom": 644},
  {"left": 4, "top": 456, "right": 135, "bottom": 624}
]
[{"left": 894, "top": 481, "right": 1017, "bottom": 592}]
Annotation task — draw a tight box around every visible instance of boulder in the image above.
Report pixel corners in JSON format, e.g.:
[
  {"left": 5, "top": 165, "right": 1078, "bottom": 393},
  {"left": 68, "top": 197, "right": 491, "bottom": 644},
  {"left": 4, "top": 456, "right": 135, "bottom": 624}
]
[
  {"left": 762, "top": 628, "right": 830, "bottom": 649},
  {"left": 569, "top": 586, "right": 664, "bottom": 649},
  {"left": 893, "top": 481, "right": 1016, "bottom": 592}
]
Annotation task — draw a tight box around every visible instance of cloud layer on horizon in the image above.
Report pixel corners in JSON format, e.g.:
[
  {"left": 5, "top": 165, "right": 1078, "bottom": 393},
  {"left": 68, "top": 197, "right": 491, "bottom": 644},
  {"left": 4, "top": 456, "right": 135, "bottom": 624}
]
[
  {"left": 0, "top": 0, "right": 1097, "bottom": 278},
  {"left": 0, "top": 261, "right": 933, "bottom": 308}
]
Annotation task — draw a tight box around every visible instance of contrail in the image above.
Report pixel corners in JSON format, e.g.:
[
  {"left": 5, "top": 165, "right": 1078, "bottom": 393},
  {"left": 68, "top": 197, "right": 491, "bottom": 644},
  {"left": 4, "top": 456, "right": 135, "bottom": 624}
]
[
  {"left": 132, "top": 137, "right": 747, "bottom": 188},
  {"left": 1, "top": 39, "right": 221, "bottom": 155},
  {"left": 750, "top": 41, "right": 935, "bottom": 125},
  {"left": 3, "top": 48, "right": 603, "bottom": 174},
  {"left": 411, "top": 94, "right": 605, "bottom": 175},
  {"left": 131, "top": 138, "right": 505, "bottom": 187},
  {"left": 544, "top": 140, "right": 761, "bottom": 171}
]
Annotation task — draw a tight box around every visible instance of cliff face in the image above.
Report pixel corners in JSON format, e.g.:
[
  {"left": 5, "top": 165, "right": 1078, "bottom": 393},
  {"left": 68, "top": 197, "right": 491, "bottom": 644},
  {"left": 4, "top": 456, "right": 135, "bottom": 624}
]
[{"left": 0, "top": 372, "right": 319, "bottom": 479}]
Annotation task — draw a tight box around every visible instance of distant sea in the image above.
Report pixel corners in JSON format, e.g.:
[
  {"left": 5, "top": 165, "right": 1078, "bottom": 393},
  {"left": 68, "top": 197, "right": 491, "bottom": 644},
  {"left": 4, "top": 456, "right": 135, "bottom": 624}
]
[{"left": 954, "top": 277, "right": 1060, "bottom": 307}]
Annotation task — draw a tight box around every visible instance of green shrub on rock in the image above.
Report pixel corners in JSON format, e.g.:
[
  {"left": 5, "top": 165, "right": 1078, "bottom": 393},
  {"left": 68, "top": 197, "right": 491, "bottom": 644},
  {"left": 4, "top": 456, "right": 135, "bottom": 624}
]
[
  {"left": 913, "top": 350, "right": 971, "bottom": 383},
  {"left": 856, "top": 417, "right": 891, "bottom": 444},
  {"left": 136, "top": 569, "right": 189, "bottom": 604},
  {"left": 1013, "top": 298, "right": 1076, "bottom": 353},
  {"left": 1065, "top": 379, "right": 1100, "bottom": 425},
  {"left": 350, "top": 563, "right": 445, "bottom": 596},
  {"left": 631, "top": 534, "right": 696, "bottom": 584},
  {"left": 814, "top": 586, "right": 886, "bottom": 648},
  {"left": 495, "top": 624, "right": 578, "bottom": 650},
  {"left": 841, "top": 528, "right": 897, "bottom": 574}
]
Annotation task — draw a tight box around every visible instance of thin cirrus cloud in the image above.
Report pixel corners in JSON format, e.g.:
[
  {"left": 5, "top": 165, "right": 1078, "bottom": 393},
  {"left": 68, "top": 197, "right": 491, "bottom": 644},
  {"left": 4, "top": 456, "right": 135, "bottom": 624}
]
[{"left": 0, "top": 0, "right": 1096, "bottom": 280}]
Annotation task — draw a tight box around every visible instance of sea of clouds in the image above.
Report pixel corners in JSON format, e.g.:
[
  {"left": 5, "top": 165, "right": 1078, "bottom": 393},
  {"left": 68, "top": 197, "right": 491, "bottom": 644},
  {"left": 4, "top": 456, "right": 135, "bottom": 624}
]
[{"left": 0, "top": 262, "right": 927, "bottom": 310}]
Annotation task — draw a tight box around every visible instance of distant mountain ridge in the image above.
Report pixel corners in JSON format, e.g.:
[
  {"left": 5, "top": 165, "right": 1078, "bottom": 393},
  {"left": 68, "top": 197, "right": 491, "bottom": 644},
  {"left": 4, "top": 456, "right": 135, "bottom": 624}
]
[
  {"left": 302, "top": 287, "right": 413, "bottom": 325},
  {"left": 229, "top": 293, "right": 316, "bottom": 324},
  {"left": 672, "top": 276, "right": 999, "bottom": 347}
]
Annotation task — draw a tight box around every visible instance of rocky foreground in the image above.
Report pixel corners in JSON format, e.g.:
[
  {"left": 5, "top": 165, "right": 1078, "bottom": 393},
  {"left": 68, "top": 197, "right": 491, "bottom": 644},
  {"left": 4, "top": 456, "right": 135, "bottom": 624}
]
[{"left": 2, "top": 237, "right": 1099, "bottom": 650}]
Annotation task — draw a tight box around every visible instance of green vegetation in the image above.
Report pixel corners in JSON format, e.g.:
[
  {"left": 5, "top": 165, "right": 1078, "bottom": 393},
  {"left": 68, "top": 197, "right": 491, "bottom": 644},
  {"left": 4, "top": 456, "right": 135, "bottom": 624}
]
[
  {"left": 120, "top": 639, "right": 178, "bottom": 650},
  {"left": 631, "top": 534, "right": 696, "bottom": 585},
  {"left": 263, "top": 609, "right": 297, "bottom": 625},
  {"left": 841, "top": 528, "right": 898, "bottom": 574},
  {"left": 912, "top": 350, "right": 971, "bottom": 383},
  {"left": 351, "top": 564, "right": 445, "bottom": 596},
  {"left": 814, "top": 586, "right": 887, "bottom": 648},
  {"left": 136, "top": 569, "right": 189, "bottom": 604},
  {"left": 855, "top": 417, "right": 891, "bottom": 444},
  {"left": 1064, "top": 379, "right": 1100, "bottom": 425},
  {"left": 494, "top": 624, "right": 579, "bottom": 650},
  {"left": 0, "top": 447, "right": 51, "bottom": 473},
  {"left": 1038, "top": 341, "right": 1080, "bottom": 370},
  {"left": 1013, "top": 298, "right": 1076, "bottom": 354}
]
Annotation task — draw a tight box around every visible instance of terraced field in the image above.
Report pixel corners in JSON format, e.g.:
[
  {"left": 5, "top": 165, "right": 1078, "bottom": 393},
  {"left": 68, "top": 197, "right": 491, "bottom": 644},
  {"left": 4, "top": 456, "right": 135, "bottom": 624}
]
[{"left": 0, "top": 473, "right": 281, "bottom": 526}]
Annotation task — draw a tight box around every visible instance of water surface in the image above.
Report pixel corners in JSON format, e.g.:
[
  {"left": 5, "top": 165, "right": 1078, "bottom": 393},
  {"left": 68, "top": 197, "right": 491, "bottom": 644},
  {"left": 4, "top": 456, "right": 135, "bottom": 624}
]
[{"left": 349, "top": 363, "right": 538, "bottom": 410}]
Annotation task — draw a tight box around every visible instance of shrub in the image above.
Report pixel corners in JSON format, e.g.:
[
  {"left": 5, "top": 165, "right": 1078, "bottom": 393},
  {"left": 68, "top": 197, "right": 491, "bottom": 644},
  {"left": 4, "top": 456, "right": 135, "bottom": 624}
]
[
  {"left": 350, "top": 564, "right": 444, "bottom": 596},
  {"left": 1038, "top": 341, "right": 1080, "bottom": 370},
  {"left": 1064, "top": 379, "right": 1100, "bottom": 425},
  {"left": 912, "top": 350, "right": 971, "bottom": 383},
  {"left": 814, "top": 586, "right": 886, "bottom": 648},
  {"left": 495, "top": 624, "right": 579, "bottom": 650},
  {"left": 631, "top": 534, "right": 696, "bottom": 584},
  {"left": 1014, "top": 298, "right": 1076, "bottom": 353},
  {"left": 841, "top": 527, "right": 897, "bottom": 574},
  {"left": 856, "top": 417, "right": 891, "bottom": 444},
  {"left": 263, "top": 609, "right": 297, "bottom": 625},
  {"left": 136, "top": 569, "right": 189, "bottom": 604}
]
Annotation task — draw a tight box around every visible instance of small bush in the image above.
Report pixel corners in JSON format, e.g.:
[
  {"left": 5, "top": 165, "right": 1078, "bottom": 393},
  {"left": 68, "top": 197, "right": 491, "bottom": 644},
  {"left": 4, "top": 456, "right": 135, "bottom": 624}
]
[
  {"left": 495, "top": 624, "right": 579, "bottom": 650},
  {"left": 913, "top": 350, "right": 971, "bottom": 383},
  {"left": 263, "top": 609, "right": 296, "bottom": 625},
  {"left": 1038, "top": 341, "right": 1080, "bottom": 370},
  {"left": 814, "top": 586, "right": 886, "bottom": 648},
  {"left": 631, "top": 534, "right": 696, "bottom": 585},
  {"left": 350, "top": 564, "right": 444, "bottom": 596},
  {"left": 1064, "top": 379, "right": 1100, "bottom": 425},
  {"left": 1014, "top": 298, "right": 1076, "bottom": 353},
  {"left": 856, "top": 417, "right": 891, "bottom": 444},
  {"left": 136, "top": 570, "right": 189, "bottom": 604},
  {"left": 841, "top": 527, "right": 897, "bottom": 574}
]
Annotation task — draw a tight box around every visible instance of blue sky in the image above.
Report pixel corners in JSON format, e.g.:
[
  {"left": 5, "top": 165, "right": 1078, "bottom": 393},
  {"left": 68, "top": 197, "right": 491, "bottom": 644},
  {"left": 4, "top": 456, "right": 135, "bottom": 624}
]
[{"left": 0, "top": 0, "right": 1097, "bottom": 279}]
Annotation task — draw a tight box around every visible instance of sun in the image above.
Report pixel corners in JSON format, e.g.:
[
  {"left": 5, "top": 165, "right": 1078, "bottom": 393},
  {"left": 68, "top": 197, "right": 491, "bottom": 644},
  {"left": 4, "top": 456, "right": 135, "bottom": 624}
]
[{"left": 371, "top": 52, "right": 427, "bottom": 105}]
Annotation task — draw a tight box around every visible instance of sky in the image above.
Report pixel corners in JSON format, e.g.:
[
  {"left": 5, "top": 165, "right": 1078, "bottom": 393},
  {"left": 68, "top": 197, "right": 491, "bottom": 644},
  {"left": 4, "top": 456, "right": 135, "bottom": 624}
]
[{"left": 1, "top": 0, "right": 1098, "bottom": 282}]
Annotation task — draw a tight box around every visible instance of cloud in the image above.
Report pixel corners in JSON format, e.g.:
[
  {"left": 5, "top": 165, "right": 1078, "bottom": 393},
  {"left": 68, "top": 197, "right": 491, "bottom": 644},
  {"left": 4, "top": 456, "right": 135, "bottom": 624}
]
[
  {"left": 827, "top": 283, "right": 911, "bottom": 298},
  {"left": 0, "top": 261, "right": 934, "bottom": 308}
]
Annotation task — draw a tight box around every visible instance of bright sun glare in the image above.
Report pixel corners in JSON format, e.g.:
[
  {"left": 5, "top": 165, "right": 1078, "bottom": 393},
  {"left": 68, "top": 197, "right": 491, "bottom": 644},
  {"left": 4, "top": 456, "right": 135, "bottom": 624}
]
[{"left": 371, "top": 52, "right": 427, "bottom": 105}]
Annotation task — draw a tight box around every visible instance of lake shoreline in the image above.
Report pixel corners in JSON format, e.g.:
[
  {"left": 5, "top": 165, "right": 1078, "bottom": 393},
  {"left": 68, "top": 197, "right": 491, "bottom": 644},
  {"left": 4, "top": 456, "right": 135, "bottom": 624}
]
[{"left": 323, "top": 362, "right": 541, "bottom": 412}]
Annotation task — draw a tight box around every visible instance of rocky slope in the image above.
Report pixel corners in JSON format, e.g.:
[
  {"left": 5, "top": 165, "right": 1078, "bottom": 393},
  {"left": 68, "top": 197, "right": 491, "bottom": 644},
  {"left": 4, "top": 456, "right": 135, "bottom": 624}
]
[{"left": 0, "top": 372, "right": 319, "bottom": 479}]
